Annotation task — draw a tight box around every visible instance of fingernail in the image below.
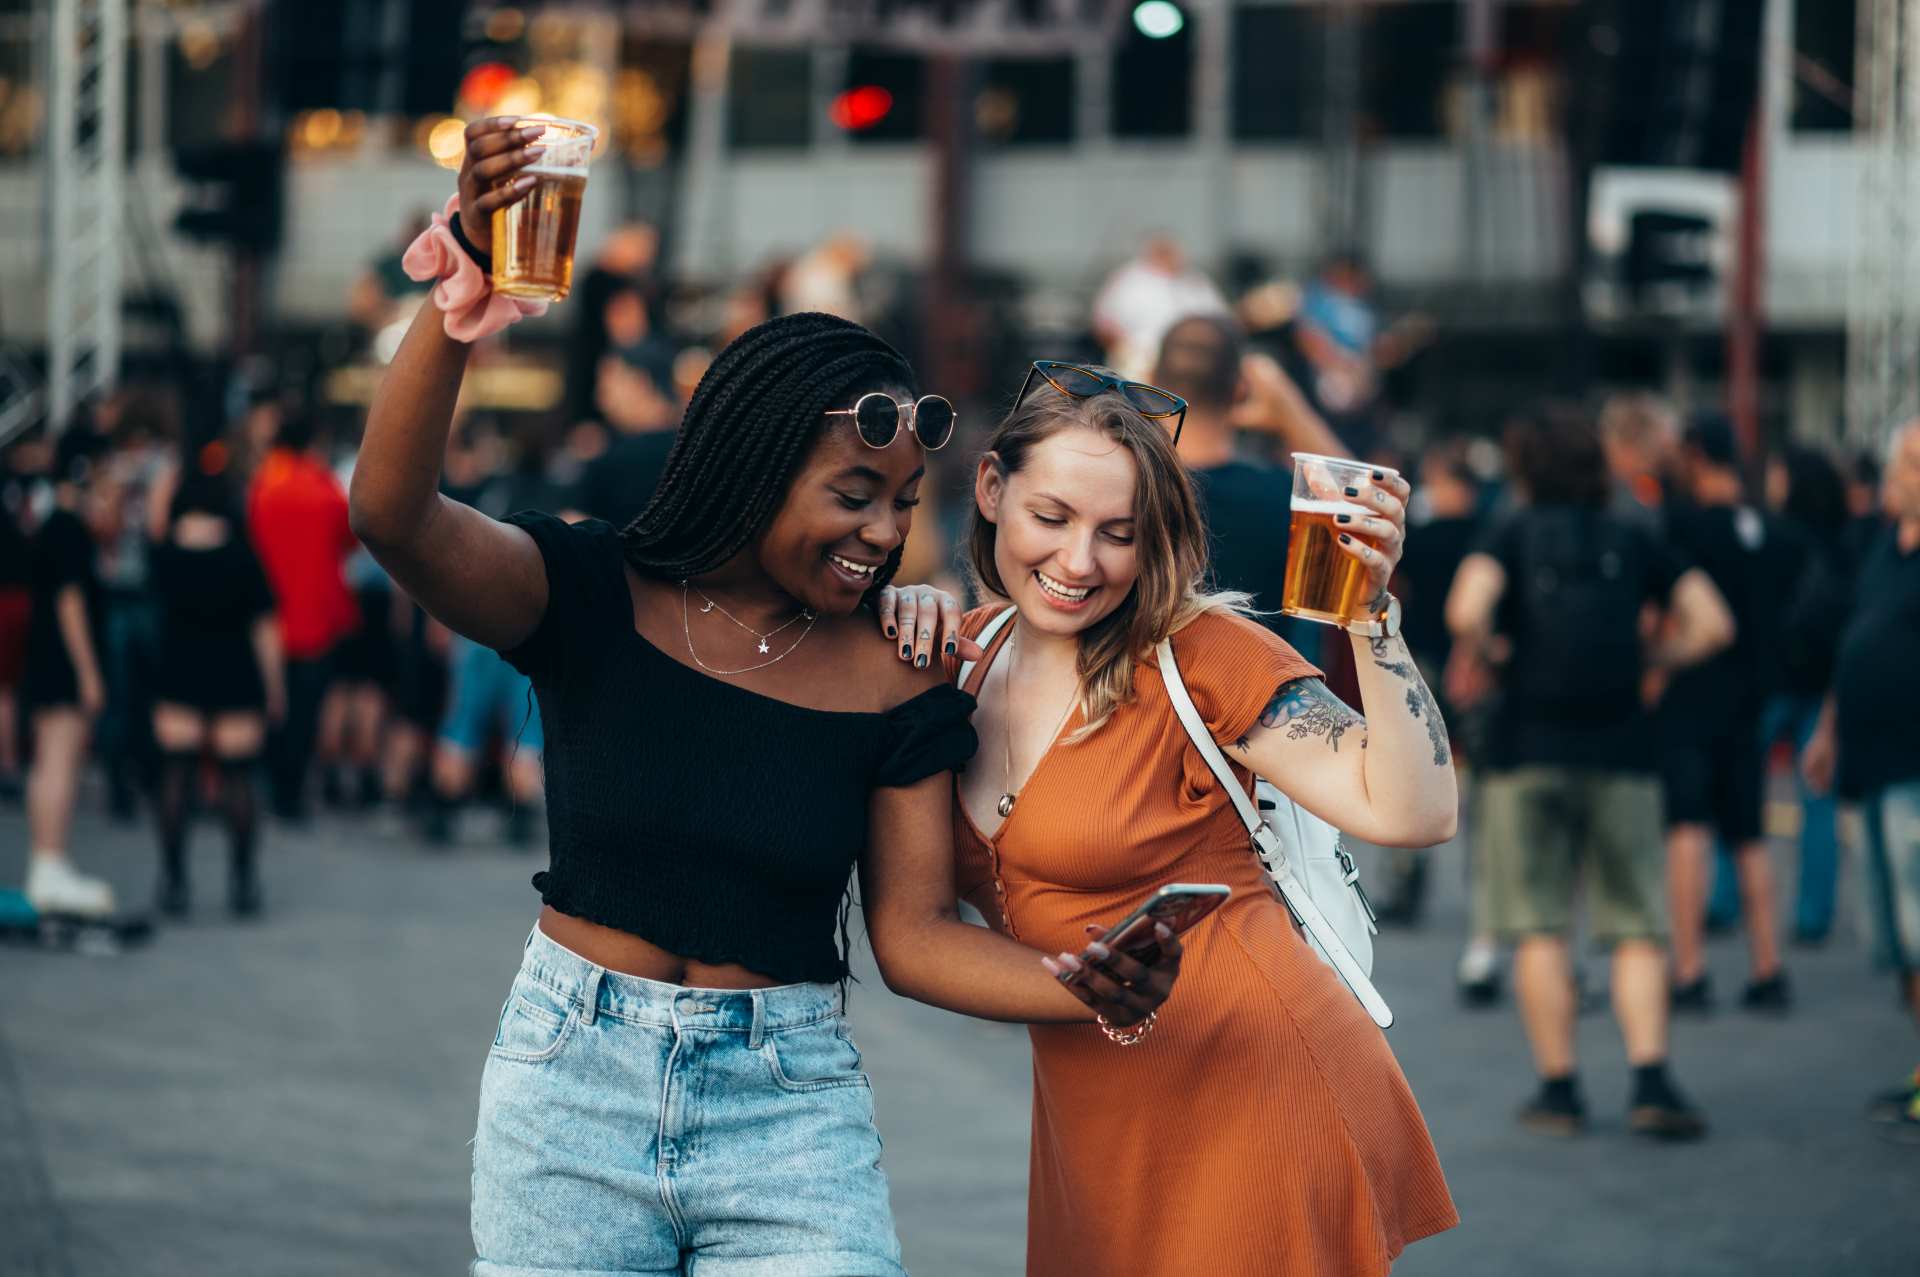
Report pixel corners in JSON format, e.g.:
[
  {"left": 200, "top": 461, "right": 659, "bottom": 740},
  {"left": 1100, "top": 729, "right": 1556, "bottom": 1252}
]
[
  {"left": 1343, "top": 485, "right": 1360, "bottom": 498},
  {"left": 1155, "top": 922, "right": 1174, "bottom": 938},
  {"left": 945, "top": 640, "right": 957, "bottom": 654},
  {"left": 902, "top": 645, "right": 911, "bottom": 657},
  {"left": 1040, "top": 956, "right": 1063, "bottom": 976},
  {"left": 915, "top": 654, "right": 928, "bottom": 669},
  {"left": 515, "top": 174, "right": 536, "bottom": 188},
  {"left": 1340, "top": 533, "right": 1353, "bottom": 544},
  {"left": 1336, "top": 514, "right": 1352, "bottom": 525},
  {"left": 886, "top": 626, "right": 897, "bottom": 638},
  {"left": 1059, "top": 954, "right": 1085, "bottom": 972},
  {"left": 518, "top": 125, "right": 543, "bottom": 137},
  {"left": 1087, "top": 942, "right": 1112, "bottom": 960},
  {"left": 1371, "top": 469, "right": 1384, "bottom": 481}
]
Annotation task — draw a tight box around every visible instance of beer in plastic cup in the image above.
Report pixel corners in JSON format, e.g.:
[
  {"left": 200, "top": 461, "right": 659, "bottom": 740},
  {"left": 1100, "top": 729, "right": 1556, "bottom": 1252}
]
[
  {"left": 1282, "top": 453, "right": 1397, "bottom": 626},
  {"left": 491, "top": 116, "right": 596, "bottom": 303}
]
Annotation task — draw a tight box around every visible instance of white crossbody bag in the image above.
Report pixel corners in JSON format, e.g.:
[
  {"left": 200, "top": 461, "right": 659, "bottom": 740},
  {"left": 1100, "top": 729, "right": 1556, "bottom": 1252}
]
[{"left": 1155, "top": 639, "right": 1393, "bottom": 1029}]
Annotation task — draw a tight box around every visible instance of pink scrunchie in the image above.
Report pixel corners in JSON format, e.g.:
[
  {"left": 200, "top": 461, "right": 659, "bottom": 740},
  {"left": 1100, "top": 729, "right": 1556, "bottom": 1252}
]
[{"left": 401, "top": 194, "right": 548, "bottom": 342}]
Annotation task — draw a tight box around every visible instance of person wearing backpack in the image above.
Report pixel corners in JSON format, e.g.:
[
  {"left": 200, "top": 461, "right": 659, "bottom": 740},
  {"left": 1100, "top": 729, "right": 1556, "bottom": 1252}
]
[{"left": 1445, "top": 403, "right": 1733, "bottom": 1140}]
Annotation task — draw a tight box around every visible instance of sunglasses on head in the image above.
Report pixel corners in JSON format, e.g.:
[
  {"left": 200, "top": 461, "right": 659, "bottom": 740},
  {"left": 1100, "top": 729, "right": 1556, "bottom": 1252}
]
[
  {"left": 1016, "top": 361, "right": 1189, "bottom": 445},
  {"left": 824, "top": 392, "right": 957, "bottom": 451}
]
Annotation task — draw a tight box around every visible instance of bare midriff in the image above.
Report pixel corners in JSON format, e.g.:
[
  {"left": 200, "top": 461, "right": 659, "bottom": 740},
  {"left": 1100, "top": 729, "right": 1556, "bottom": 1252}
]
[{"left": 537, "top": 906, "right": 786, "bottom": 988}]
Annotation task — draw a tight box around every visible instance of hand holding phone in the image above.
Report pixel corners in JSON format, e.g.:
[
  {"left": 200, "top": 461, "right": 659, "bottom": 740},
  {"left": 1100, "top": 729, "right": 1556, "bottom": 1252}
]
[{"left": 1044, "top": 883, "right": 1229, "bottom": 1026}]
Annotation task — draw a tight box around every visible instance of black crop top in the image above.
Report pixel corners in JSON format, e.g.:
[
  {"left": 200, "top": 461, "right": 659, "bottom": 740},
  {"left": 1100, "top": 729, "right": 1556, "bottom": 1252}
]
[{"left": 498, "top": 512, "right": 977, "bottom": 983}]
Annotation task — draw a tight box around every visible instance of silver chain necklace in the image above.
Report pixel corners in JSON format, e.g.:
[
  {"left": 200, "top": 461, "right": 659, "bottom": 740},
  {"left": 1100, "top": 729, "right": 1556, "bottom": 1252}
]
[
  {"left": 680, "top": 580, "right": 818, "bottom": 675},
  {"left": 997, "top": 626, "right": 1080, "bottom": 819},
  {"left": 688, "top": 582, "right": 813, "bottom": 655}
]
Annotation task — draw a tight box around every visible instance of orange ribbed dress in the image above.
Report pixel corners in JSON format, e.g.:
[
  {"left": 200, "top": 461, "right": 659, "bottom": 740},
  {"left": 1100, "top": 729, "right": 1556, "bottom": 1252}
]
[{"left": 949, "top": 607, "right": 1458, "bottom": 1276}]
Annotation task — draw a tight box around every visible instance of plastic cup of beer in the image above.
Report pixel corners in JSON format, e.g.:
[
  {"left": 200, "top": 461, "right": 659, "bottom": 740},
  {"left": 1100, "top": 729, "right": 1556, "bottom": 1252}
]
[
  {"left": 490, "top": 115, "right": 596, "bottom": 303},
  {"left": 1282, "top": 453, "right": 1397, "bottom": 627}
]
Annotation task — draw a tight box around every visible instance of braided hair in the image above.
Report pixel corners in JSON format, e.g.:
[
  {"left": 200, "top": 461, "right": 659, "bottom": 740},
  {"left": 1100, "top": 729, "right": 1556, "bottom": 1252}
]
[{"left": 619, "top": 312, "right": 917, "bottom": 602}]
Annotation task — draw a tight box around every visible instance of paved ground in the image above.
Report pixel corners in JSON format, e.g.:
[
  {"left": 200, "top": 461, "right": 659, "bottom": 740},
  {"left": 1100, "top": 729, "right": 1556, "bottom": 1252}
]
[{"left": 2, "top": 797, "right": 1913, "bottom": 1276}]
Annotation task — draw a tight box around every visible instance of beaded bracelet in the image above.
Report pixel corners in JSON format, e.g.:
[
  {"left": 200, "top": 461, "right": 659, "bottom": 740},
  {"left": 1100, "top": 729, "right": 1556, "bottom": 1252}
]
[{"left": 1097, "top": 1010, "right": 1157, "bottom": 1046}]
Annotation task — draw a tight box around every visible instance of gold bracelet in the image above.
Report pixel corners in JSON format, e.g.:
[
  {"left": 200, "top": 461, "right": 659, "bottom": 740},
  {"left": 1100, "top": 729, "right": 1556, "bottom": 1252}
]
[{"left": 1097, "top": 1011, "right": 1157, "bottom": 1046}]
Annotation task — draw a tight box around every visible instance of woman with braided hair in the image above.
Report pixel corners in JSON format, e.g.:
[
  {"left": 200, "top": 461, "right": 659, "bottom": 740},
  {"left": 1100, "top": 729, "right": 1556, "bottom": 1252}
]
[{"left": 351, "top": 117, "right": 1182, "bottom": 1276}]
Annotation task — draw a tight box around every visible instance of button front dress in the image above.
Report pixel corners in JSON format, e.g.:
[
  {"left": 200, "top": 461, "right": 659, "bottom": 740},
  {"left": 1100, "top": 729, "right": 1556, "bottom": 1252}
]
[{"left": 949, "top": 607, "right": 1458, "bottom": 1276}]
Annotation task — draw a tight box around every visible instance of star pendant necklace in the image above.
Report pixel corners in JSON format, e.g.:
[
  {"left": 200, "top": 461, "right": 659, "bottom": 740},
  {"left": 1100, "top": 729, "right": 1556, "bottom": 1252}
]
[
  {"left": 681, "top": 580, "right": 816, "bottom": 674},
  {"left": 998, "top": 627, "right": 1080, "bottom": 819}
]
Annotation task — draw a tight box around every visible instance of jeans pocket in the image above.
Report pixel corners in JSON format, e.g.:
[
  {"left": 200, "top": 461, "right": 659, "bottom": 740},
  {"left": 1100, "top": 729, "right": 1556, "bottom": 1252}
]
[
  {"left": 489, "top": 975, "right": 578, "bottom": 1064},
  {"left": 763, "top": 1019, "right": 870, "bottom": 1093}
]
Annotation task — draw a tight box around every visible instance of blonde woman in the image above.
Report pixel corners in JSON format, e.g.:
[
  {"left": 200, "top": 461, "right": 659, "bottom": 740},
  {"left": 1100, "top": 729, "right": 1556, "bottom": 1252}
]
[{"left": 891, "top": 365, "right": 1459, "bottom": 1275}]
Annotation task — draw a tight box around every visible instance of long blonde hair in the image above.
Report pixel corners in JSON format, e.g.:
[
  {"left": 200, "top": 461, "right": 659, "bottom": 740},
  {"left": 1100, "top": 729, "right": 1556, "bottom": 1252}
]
[{"left": 965, "top": 390, "right": 1249, "bottom": 741}]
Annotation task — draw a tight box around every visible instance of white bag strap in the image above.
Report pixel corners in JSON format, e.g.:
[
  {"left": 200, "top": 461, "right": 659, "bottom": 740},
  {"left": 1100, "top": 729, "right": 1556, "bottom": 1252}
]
[
  {"left": 957, "top": 605, "right": 1018, "bottom": 693},
  {"left": 1154, "top": 638, "right": 1394, "bottom": 1030},
  {"left": 1154, "top": 639, "right": 1274, "bottom": 854}
]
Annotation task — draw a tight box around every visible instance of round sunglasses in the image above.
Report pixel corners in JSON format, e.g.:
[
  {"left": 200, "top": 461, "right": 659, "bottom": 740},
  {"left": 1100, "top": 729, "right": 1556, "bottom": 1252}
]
[
  {"left": 824, "top": 393, "right": 957, "bottom": 451},
  {"left": 1017, "top": 361, "right": 1188, "bottom": 444}
]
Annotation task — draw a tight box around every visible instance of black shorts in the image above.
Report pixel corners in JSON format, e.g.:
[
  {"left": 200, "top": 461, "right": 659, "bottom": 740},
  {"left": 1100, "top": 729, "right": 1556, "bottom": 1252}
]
[{"left": 1661, "top": 724, "right": 1765, "bottom": 846}]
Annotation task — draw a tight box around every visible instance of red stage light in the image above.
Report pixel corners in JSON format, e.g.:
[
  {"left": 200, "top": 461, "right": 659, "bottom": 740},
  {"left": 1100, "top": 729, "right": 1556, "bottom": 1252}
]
[
  {"left": 830, "top": 86, "right": 894, "bottom": 132},
  {"left": 459, "top": 62, "right": 517, "bottom": 109}
]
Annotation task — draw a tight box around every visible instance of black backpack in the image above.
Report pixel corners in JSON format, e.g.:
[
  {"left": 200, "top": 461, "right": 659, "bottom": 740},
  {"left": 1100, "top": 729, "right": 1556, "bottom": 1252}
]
[{"left": 1505, "top": 509, "right": 1649, "bottom": 716}]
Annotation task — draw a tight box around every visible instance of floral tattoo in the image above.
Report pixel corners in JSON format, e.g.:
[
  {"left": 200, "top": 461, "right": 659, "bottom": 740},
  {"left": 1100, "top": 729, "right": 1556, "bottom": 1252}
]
[
  {"left": 1369, "top": 637, "right": 1451, "bottom": 767},
  {"left": 1237, "top": 679, "right": 1366, "bottom": 753}
]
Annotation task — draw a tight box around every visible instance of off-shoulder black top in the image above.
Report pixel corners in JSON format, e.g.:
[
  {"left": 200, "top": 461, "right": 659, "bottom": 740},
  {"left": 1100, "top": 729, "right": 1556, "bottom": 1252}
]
[{"left": 499, "top": 512, "right": 977, "bottom": 983}]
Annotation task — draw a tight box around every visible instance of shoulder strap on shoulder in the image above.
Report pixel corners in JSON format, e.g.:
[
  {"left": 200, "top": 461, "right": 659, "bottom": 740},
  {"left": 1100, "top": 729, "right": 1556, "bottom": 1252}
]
[
  {"left": 956, "top": 606, "right": 1018, "bottom": 693},
  {"left": 1155, "top": 638, "right": 1270, "bottom": 848}
]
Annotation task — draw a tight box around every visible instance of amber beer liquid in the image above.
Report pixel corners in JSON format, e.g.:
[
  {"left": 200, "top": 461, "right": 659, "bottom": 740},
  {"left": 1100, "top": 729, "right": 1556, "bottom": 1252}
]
[
  {"left": 492, "top": 167, "right": 588, "bottom": 302},
  {"left": 1282, "top": 499, "right": 1374, "bottom": 626}
]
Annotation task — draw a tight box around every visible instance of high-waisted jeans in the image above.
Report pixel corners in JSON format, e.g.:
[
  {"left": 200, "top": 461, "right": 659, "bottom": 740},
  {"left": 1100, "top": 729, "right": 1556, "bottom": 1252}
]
[{"left": 470, "top": 926, "right": 907, "bottom": 1277}]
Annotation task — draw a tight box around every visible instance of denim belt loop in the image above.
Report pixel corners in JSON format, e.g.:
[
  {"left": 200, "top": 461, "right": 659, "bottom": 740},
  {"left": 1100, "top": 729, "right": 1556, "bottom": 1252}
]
[
  {"left": 747, "top": 989, "right": 767, "bottom": 1051},
  {"left": 578, "top": 965, "right": 602, "bottom": 1026}
]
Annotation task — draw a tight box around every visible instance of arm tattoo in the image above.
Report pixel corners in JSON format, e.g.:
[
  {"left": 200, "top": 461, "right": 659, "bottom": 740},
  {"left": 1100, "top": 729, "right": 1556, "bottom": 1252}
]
[
  {"left": 1236, "top": 679, "right": 1366, "bottom": 753},
  {"left": 1368, "top": 640, "right": 1452, "bottom": 767}
]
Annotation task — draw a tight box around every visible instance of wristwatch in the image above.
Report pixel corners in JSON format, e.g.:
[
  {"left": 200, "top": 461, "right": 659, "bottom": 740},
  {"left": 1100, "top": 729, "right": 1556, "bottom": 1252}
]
[{"left": 1344, "top": 593, "right": 1402, "bottom": 640}]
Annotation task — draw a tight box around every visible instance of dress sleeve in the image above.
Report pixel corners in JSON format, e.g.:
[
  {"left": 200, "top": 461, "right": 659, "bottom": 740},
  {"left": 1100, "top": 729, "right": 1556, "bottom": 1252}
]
[
  {"left": 497, "top": 511, "right": 630, "bottom": 681},
  {"left": 1167, "top": 609, "right": 1323, "bottom": 747},
  {"left": 874, "top": 684, "right": 979, "bottom": 788}
]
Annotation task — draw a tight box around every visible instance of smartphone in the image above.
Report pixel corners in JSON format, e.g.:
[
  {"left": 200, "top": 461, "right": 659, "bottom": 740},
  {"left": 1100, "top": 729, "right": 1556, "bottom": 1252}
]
[{"left": 1055, "top": 883, "right": 1231, "bottom": 987}]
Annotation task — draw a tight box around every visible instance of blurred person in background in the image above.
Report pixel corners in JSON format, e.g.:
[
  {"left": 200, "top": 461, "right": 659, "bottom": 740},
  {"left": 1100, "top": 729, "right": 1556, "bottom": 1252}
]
[
  {"left": 20, "top": 426, "right": 119, "bottom": 917},
  {"left": 149, "top": 457, "right": 284, "bottom": 917},
  {"left": 1803, "top": 420, "right": 1920, "bottom": 1141},
  {"left": 1843, "top": 447, "right": 1887, "bottom": 548},
  {"left": 319, "top": 445, "right": 404, "bottom": 814},
  {"left": 1377, "top": 438, "right": 1483, "bottom": 934},
  {"left": 1601, "top": 392, "right": 1681, "bottom": 516},
  {"left": 247, "top": 411, "right": 358, "bottom": 823},
  {"left": 564, "top": 222, "right": 664, "bottom": 426},
  {"left": 94, "top": 389, "right": 177, "bottom": 821},
  {"left": 1760, "top": 446, "right": 1853, "bottom": 946},
  {"left": 348, "top": 208, "right": 432, "bottom": 336},
  {"left": 578, "top": 351, "right": 679, "bottom": 529},
  {"left": 779, "top": 232, "right": 871, "bottom": 323},
  {"left": 0, "top": 436, "right": 34, "bottom": 800},
  {"left": 1661, "top": 415, "right": 1802, "bottom": 1015},
  {"left": 1446, "top": 402, "right": 1731, "bottom": 1140},
  {"left": 1092, "top": 233, "right": 1228, "bottom": 380}
]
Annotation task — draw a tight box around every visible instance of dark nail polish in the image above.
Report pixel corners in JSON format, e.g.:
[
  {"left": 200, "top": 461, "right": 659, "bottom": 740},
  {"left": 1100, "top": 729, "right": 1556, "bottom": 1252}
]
[
  {"left": 1336, "top": 514, "right": 1352, "bottom": 525},
  {"left": 945, "top": 640, "right": 957, "bottom": 654},
  {"left": 1371, "top": 469, "right": 1384, "bottom": 481},
  {"left": 1339, "top": 533, "right": 1353, "bottom": 544},
  {"left": 915, "top": 654, "right": 928, "bottom": 668},
  {"left": 1344, "top": 485, "right": 1360, "bottom": 498},
  {"left": 902, "top": 645, "right": 911, "bottom": 657},
  {"left": 886, "top": 626, "right": 897, "bottom": 638}
]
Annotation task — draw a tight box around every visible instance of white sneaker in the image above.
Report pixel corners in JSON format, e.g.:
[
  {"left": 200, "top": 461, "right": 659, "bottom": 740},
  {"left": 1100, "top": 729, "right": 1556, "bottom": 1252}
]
[
  {"left": 24, "top": 856, "right": 117, "bottom": 918},
  {"left": 1457, "top": 940, "right": 1499, "bottom": 986}
]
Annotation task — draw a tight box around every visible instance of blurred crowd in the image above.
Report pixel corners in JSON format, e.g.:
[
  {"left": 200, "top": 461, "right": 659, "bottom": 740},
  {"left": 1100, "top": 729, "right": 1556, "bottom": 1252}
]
[{"left": 4, "top": 219, "right": 1918, "bottom": 1144}]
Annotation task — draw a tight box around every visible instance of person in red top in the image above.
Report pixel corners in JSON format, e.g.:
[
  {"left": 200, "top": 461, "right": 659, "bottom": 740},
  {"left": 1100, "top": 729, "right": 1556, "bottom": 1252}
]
[{"left": 247, "top": 412, "right": 359, "bottom": 821}]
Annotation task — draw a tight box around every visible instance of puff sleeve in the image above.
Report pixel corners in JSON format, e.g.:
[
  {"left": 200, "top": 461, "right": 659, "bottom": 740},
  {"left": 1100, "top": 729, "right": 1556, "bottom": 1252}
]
[
  {"left": 874, "top": 684, "right": 979, "bottom": 788},
  {"left": 497, "top": 511, "right": 632, "bottom": 682}
]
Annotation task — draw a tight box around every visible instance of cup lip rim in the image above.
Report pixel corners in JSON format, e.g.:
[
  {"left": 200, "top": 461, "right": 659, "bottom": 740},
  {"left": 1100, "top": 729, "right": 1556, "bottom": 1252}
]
[
  {"left": 1289, "top": 451, "right": 1398, "bottom": 477},
  {"left": 516, "top": 114, "right": 599, "bottom": 143}
]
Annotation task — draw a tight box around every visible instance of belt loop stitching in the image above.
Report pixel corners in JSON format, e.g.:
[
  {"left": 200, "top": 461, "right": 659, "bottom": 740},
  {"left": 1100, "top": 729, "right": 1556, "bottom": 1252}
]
[
  {"left": 578, "top": 965, "right": 602, "bottom": 1025},
  {"left": 748, "top": 990, "right": 766, "bottom": 1050}
]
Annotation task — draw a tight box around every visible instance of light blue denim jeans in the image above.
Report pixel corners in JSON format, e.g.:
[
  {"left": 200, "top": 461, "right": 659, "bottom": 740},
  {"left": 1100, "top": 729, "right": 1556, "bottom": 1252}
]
[
  {"left": 471, "top": 926, "right": 907, "bottom": 1276},
  {"left": 1863, "top": 781, "right": 1920, "bottom": 974}
]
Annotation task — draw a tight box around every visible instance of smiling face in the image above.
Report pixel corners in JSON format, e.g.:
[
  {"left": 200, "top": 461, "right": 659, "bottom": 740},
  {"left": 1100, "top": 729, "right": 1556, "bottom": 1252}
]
[
  {"left": 976, "top": 425, "right": 1141, "bottom": 640},
  {"left": 754, "top": 388, "right": 925, "bottom": 615}
]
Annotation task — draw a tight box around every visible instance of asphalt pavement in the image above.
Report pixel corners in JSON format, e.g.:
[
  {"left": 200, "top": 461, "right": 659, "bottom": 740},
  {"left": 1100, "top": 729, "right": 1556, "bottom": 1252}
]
[{"left": 1, "top": 796, "right": 1912, "bottom": 1276}]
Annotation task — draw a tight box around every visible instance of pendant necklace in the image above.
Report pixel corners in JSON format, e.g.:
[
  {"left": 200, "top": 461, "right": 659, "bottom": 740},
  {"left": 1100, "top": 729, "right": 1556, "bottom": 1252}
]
[
  {"left": 998, "top": 628, "right": 1079, "bottom": 820},
  {"left": 687, "top": 582, "right": 813, "bottom": 656},
  {"left": 680, "top": 581, "right": 816, "bottom": 675}
]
